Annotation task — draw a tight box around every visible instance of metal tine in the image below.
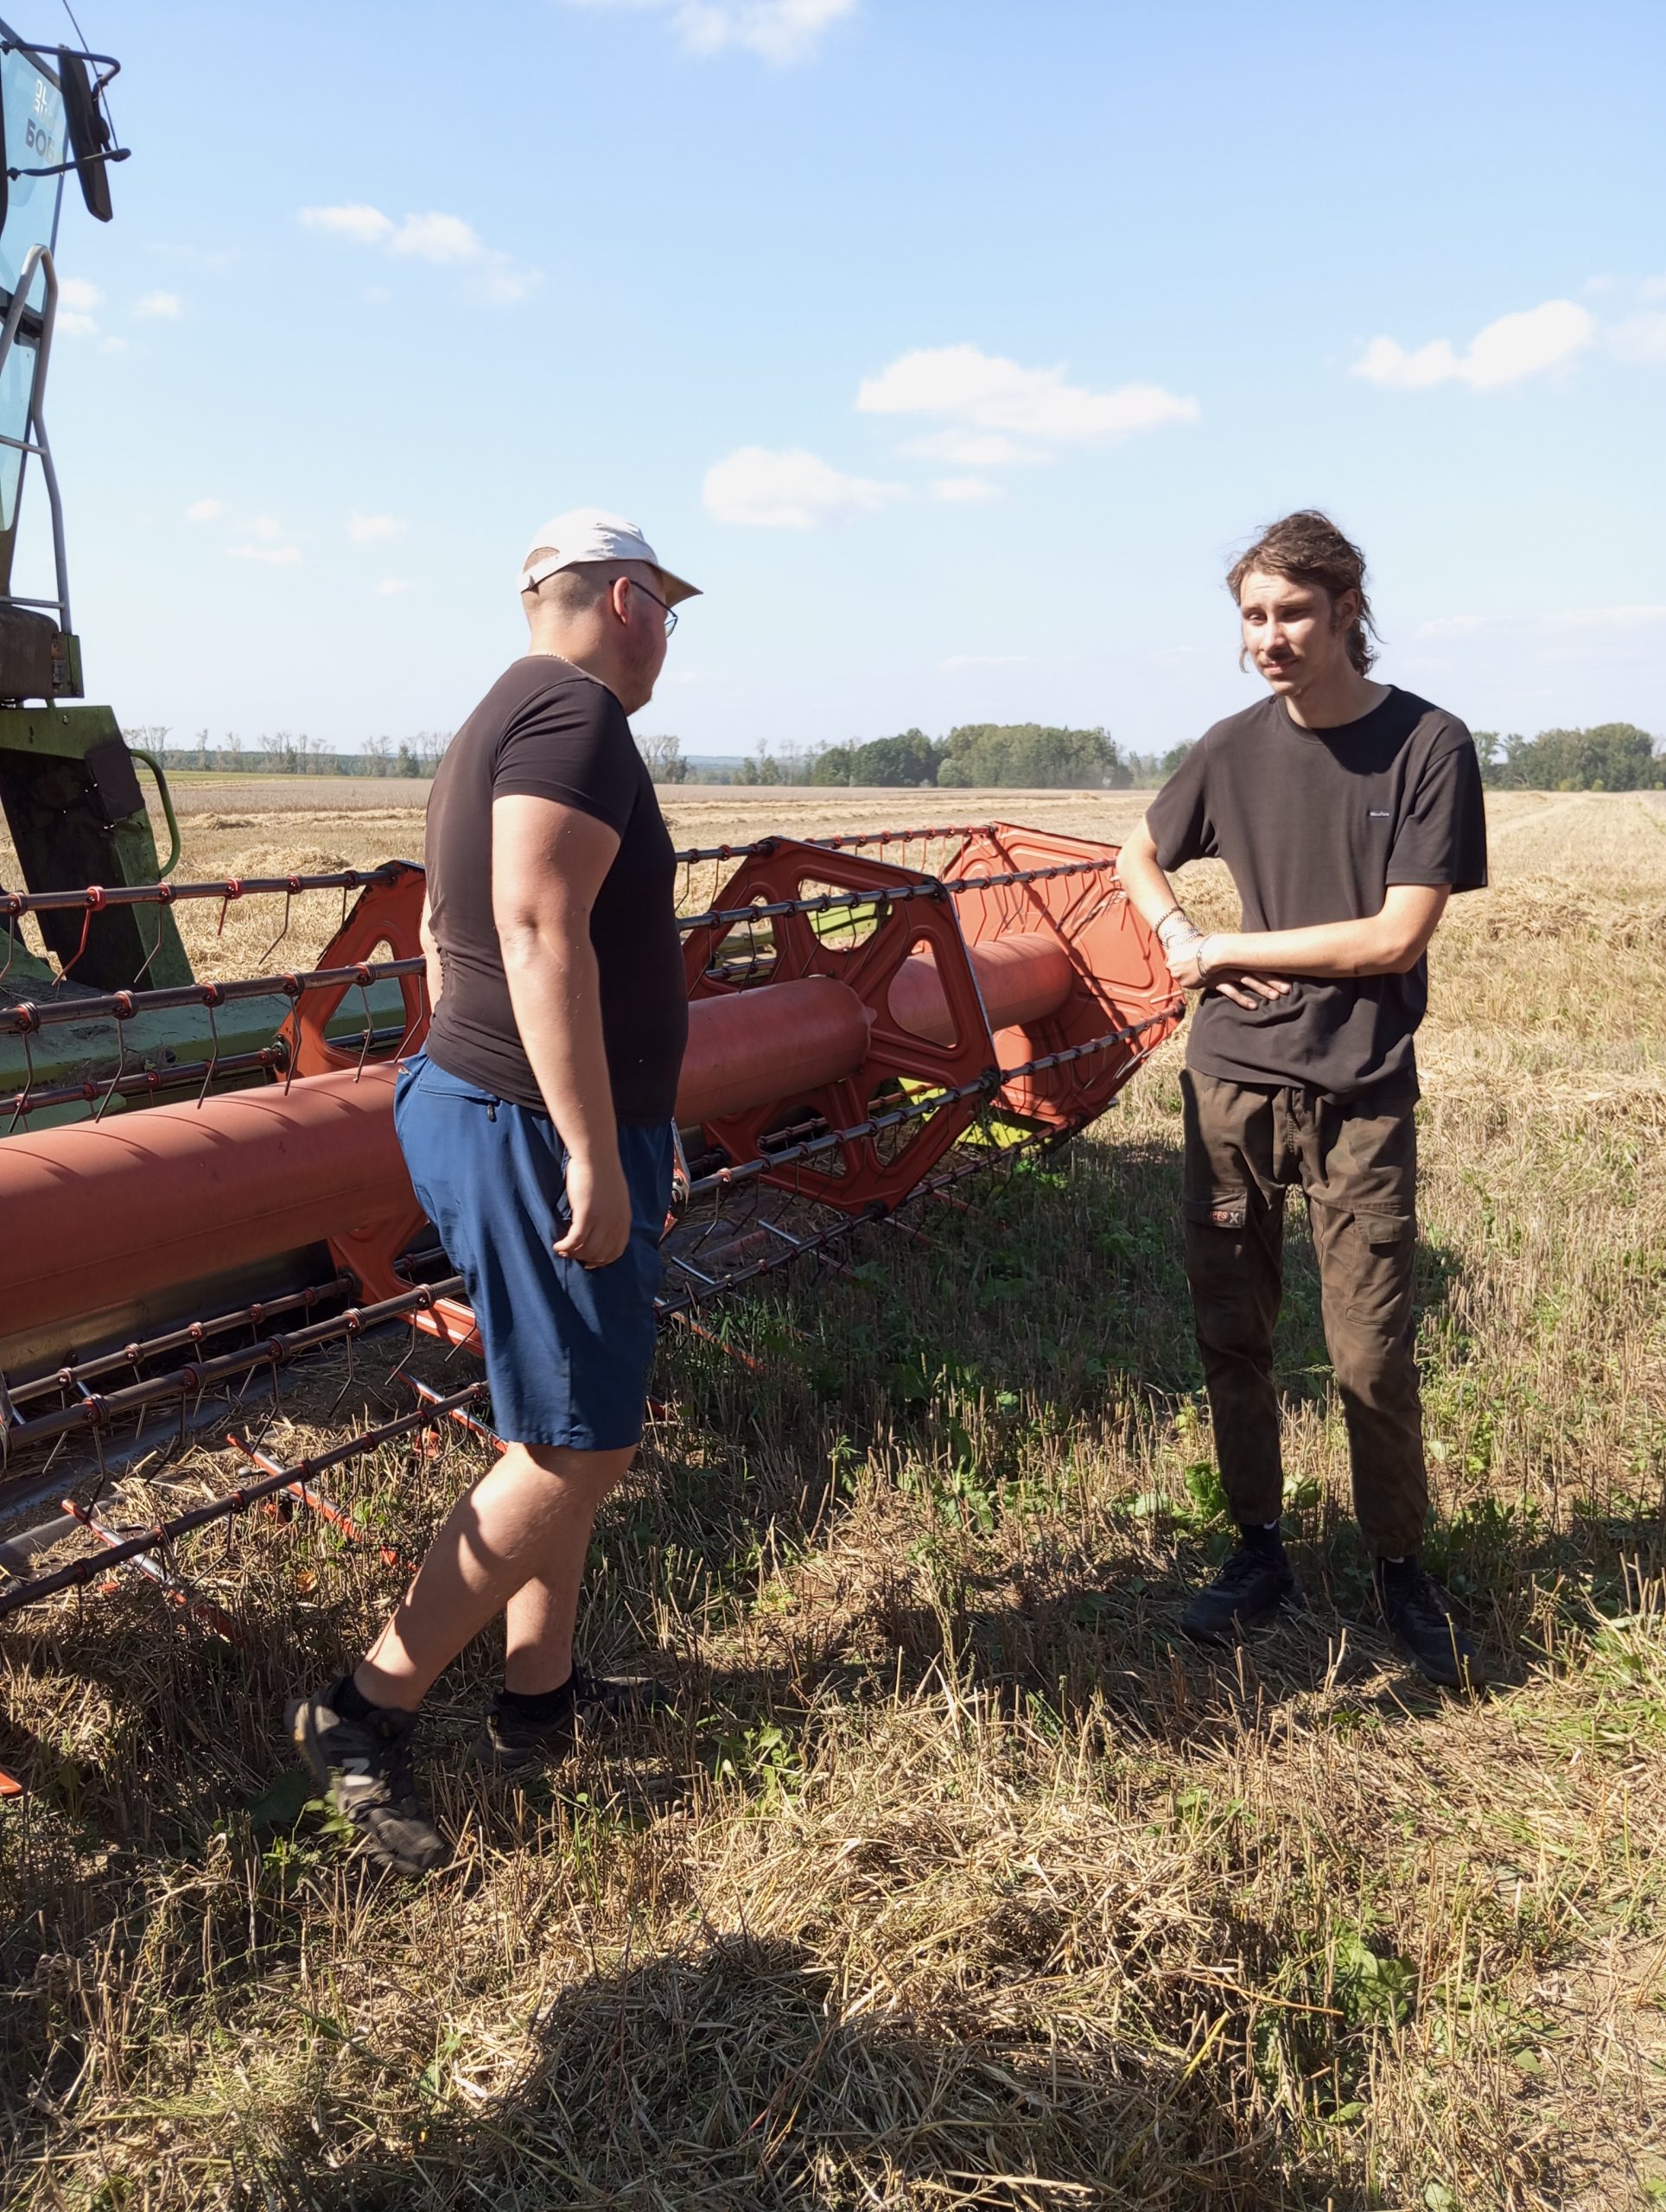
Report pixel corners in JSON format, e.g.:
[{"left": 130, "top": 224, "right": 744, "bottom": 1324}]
[
  {"left": 63, "top": 1497, "right": 243, "bottom": 1643},
  {"left": 325, "top": 1325, "right": 360, "bottom": 1418},
  {"left": 87, "top": 1410, "right": 109, "bottom": 1510},
  {"left": 5, "top": 1027, "right": 33, "bottom": 1135},
  {"left": 128, "top": 892, "right": 173, "bottom": 994},
  {"left": 194, "top": 997, "right": 223, "bottom": 1108},
  {"left": 353, "top": 973, "right": 375, "bottom": 1081},
  {"left": 381, "top": 1313, "right": 424, "bottom": 1398},
  {"left": 279, "top": 998, "right": 302, "bottom": 1095},
  {"left": 397, "top": 968, "right": 431, "bottom": 1062},
  {"left": 258, "top": 885, "right": 298, "bottom": 966},
  {"left": 92, "top": 1005, "right": 131, "bottom": 1123},
  {"left": 1, "top": 1387, "right": 488, "bottom": 1625},
  {"left": 53, "top": 892, "right": 101, "bottom": 991}
]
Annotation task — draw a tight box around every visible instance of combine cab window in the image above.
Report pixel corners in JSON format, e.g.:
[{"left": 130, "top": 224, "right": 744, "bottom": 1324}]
[
  {"left": 0, "top": 47, "right": 67, "bottom": 299},
  {"left": 0, "top": 42, "right": 66, "bottom": 560}
]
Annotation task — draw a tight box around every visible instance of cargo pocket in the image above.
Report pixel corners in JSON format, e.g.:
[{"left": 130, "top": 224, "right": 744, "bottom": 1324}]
[
  {"left": 1342, "top": 1209, "right": 1414, "bottom": 1326},
  {"left": 1184, "top": 1192, "right": 1250, "bottom": 1232}
]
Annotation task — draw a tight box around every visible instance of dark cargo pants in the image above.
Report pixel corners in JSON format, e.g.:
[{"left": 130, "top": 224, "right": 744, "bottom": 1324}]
[{"left": 1180, "top": 1068, "right": 1428, "bottom": 1560}]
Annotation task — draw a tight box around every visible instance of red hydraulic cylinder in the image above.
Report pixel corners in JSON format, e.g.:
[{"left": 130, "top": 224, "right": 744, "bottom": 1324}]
[
  {"left": 675, "top": 977, "right": 868, "bottom": 1123},
  {"left": 0, "top": 1064, "right": 410, "bottom": 1351},
  {"left": 0, "top": 931, "right": 1081, "bottom": 1364},
  {"left": 888, "top": 931, "right": 1073, "bottom": 1049},
  {"left": 0, "top": 982, "right": 878, "bottom": 1354}
]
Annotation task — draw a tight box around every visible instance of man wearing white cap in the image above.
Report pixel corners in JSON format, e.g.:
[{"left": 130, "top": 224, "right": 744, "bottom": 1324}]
[{"left": 289, "top": 510, "right": 700, "bottom": 1873}]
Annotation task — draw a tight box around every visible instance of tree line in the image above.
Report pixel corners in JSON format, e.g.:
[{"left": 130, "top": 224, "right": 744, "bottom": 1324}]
[
  {"left": 125, "top": 728, "right": 455, "bottom": 778},
  {"left": 642, "top": 726, "right": 1193, "bottom": 789},
  {"left": 1471, "top": 723, "right": 1663, "bottom": 791},
  {"left": 649, "top": 720, "right": 1663, "bottom": 791},
  {"left": 124, "top": 718, "right": 1663, "bottom": 793}
]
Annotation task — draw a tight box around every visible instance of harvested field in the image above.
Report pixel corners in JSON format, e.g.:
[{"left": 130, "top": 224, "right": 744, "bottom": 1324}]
[{"left": 3, "top": 783, "right": 1664, "bottom": 2209}]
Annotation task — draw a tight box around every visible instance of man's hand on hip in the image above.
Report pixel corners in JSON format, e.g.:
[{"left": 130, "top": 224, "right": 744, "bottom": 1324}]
[
  {"left": 1170, "top": 939, "right": 1293, "bottom": 1012},
  {"left": 556, "top": 1149, "right": 634, "bottom": 1268}
]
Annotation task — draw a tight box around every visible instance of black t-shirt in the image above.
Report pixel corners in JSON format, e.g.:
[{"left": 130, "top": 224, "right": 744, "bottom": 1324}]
[
  {"left": 423, "top": 658, "right": 688, "bottom": 1124},
  {"left": 1146, "top": 687, "right": 1487, "bottom": 1099}
]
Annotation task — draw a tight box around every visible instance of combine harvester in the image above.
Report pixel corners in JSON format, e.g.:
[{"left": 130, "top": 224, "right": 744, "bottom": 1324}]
[{"left": 0, "top": 29, "right": 1181, "bottom": 1726}]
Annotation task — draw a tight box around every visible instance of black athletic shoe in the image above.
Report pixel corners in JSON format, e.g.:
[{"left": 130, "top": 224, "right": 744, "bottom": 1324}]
[
  {"left": 1181, "top": 1539, "right": 1300, "bottom": 1643},
  {"left": 1376, "top": 1561, "right": 1478, "bottom": 1688},
  {"left": 287, "top": 1688, "right": 447, "bottom": 1876},
  {"left": 474, "top": 1666, "right": 673, "bottom": 1777}
]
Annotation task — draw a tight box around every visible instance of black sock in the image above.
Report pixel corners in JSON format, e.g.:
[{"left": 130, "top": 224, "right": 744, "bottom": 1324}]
[
  {"left": 1239, "top": 1520, "right": 1284, "bottom": 1554},
  {"left": 498, "top": 1670, "right": 576, "bottom": 1721},
  {"left": 330, "top": 1670, "right": 376, "bottom": 1722},
  {"left": 1377, "top": 1554, "right": 1418, "bottom": 1591}
]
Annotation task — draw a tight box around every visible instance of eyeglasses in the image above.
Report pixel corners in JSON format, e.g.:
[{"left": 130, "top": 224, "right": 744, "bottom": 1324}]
[{"left": 628, "top": 578, "right": 678, "bottom": 637}]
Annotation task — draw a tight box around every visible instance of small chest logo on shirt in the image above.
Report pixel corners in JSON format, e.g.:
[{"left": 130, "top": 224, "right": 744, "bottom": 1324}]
[{"left": 1368, "top": 809, "right": 1392, "bottom": 820}]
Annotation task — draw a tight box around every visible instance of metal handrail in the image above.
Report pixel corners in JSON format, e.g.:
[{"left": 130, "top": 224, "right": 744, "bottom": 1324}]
[{"left": 0, "top": 239, "right": 69, "bottom": 636}]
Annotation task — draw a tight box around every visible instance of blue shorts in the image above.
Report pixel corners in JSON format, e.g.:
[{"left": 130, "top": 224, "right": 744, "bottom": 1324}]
[{"left": 393, "top": 1052, "right": 671, "bottom": 1452}]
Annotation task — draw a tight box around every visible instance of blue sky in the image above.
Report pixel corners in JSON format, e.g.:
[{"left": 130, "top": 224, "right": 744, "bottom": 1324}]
[{"left": 30, "top": 0, "right": 1666, "bottom": 757}]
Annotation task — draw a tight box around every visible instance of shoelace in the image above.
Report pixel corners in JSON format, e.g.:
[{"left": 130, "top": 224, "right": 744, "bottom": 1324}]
[
  {"left": 1214, "top": 1545, "right": 1284, "bottom": 1592},
  {"left": 1395, "top": 1575, "right": 1455, "bottom": 1639},
  {"left": 372, "top": 1714, "right": 422, "bottom": 1808}
]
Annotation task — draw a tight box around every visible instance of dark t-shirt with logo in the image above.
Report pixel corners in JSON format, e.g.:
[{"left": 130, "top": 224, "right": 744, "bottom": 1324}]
[
  {"left": 1145, "top": 687, "right": 1487, "bottom": 1099},
  {"left": 423, "top": 658, "right": 688, "bottom": 1124}
]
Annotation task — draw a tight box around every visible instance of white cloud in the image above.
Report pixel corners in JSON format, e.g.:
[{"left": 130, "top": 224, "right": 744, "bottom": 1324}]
[
  {"left": 930, "top": 476, "right": 1001, "bottom": 503},
  {"left": 228, "top": 542, "right": 302, "bottom": 567},
  {"left": 299, "top": 203, "right": 540, "bottom": 306},
  {"left": 1417, "top": 614, "right": 1486, "bottom": 639},
  {"left": 245, "top": 515, "right": 285, "bottom": 543},
  {"left": 388, "top": 213, "right": 486, "bottom": 266},
  {"left": 569, "top": 0, "right": 855, "bottom": 64},
  {"left": 703, "top": 445, "right": 904, "bottom": 528},
  {"left": 184, "top": 499, "right": 226, "bottom": 523},
  {"left": 1550, "top": 604, "right": 1666, "bottom": 632},
  {"left": 301, "top": 203, "right": 394, "bottom": 247},
  {"left": 133, "top": 289, "right": 183, "bottom": 321},
  {"left": 1418, "top": 604, "right": 1666, "bottom": 639},
  {"left": 1352, "top": 299, "right": 1593, "bottom": 391},
  {"left": 1608, "top": 312, "right": 1666, "bottom": 365},
  {"left": 1640, "top": 274, "right": 1666, "bottom": 302},
  {"left": 375, "top": 577, "right": 413, "bottom": 596},
  {"left": 54, "top": 275, "right": 102, "bottom": 337},
  {"left": 857, "top": 343, "right": 1198, "bottom": 461},
  {"left": 348, "top": 512, "right": 404, "bottom": 543},
  {"left": 941, "top": 653, "right": 1030, "bottom": 671}
]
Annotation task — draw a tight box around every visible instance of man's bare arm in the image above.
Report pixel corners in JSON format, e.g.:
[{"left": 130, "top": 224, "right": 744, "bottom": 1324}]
[
  {"left": 1118, "top": 814, "right": 1289, "bottom": 1011},
  {"left": 1184, "top": 884, "right": 1451, "bottom": 983},
  {"left": 491, "top": 793, "right": 631, "bottom": 1268}
]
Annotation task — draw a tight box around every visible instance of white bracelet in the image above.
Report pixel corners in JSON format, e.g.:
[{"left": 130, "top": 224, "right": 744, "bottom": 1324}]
[{"left": 1159, "top": 913, "right": 1205, "bottom": 961}]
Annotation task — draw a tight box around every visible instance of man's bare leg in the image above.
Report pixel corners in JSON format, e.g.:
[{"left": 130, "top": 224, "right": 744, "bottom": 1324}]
[
  {"left": 353, "top": 1441, "right": 635, "bottom": 1711},
  {"left": 501, "top": 1535, "right": 610, "bottom": 1695}
]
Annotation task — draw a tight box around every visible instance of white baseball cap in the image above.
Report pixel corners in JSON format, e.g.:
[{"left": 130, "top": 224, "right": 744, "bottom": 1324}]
[{"left": 518, "top": 507, "right": 701, "bottom": 605}]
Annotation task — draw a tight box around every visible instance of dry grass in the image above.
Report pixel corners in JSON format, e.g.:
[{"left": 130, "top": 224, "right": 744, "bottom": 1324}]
[{"left": 3, "top": 785, "right": 1664, "bottom": 2209}]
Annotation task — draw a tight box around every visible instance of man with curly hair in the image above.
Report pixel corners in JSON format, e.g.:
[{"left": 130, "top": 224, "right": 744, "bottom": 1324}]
[{"left": 1117, "top": 512, "right": 1488, "bottom": 1685}]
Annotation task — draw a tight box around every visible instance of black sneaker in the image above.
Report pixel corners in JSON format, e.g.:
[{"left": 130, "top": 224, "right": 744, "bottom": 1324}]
[
  {"left": 474, "top": 1666, "right": 673, "bottom": 1777},
  {"left": 1181, "top": 1539, "right": 1300, "bottom": 1643},
  {"left": 287, "top": 1688, "right": 447, "bottom": 1876},
  {"left": 1375, "top": 1560, "right": 1478, "bottom": 1688}
]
